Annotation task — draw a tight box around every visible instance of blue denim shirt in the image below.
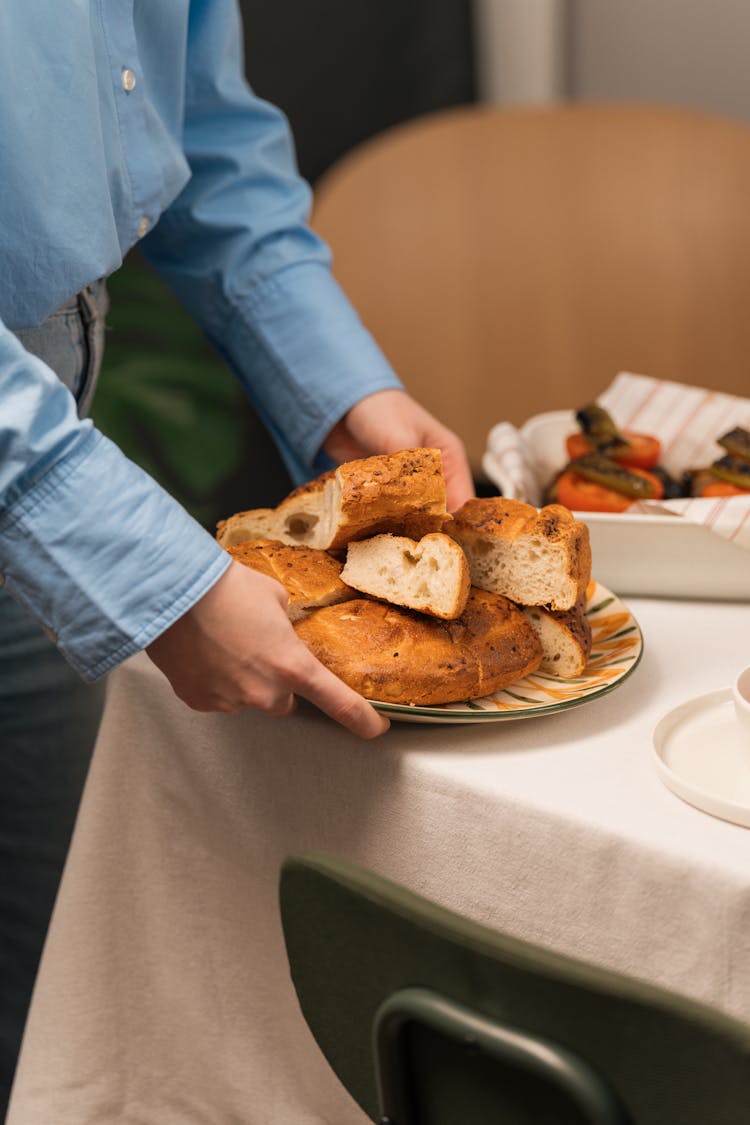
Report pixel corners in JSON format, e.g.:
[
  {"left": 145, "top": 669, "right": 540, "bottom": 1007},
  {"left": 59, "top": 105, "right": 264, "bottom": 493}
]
[{"left": 0, "top": 0, "right": 402, "bottom": 680}]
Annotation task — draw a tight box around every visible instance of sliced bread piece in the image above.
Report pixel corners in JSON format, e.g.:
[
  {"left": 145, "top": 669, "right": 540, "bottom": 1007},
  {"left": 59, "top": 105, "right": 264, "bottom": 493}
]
[
  {"left": 217, "top": 508, "right": 282, "bottom": 547},
  {"left": 216, "top": 448, "right": 449, "bottom": 550},
  {"left": 294, "top": 589, "right": 543, "bottom": 706},
  {"left": 449, "top": 497, "right": 591, "bottom": 611},
  {"left": 225, "top": 540, "right": 354, "bottom": 621},
  {"left": 521, "top": 600, "right": 592, "bottom": 677},
  {"left": 340, "top": 533, "right": 470, "bottom": 620}
]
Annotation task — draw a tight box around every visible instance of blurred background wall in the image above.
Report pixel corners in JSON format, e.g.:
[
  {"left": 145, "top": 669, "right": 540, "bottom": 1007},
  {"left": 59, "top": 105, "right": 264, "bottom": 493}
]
[
  {"left": 569, "top": 0, "right": 750, "bottom": 122},
  {"left": 242, "top": 0, "right": 476, "bottom": 184},
  {"left": 475, "top": 0, "right": 750, "bottom": 121},
  {"left": 92, "top": 0, "right": 750, "bottom": 527}
]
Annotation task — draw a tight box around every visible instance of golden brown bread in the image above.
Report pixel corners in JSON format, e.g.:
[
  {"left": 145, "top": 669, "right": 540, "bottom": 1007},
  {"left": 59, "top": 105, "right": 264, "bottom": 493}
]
[
  {"left": 216, "top": 448, "right": 450, "bottom": 550},
  {"left": 340, "top": 532, "right": 471, "bottom": 620},
  {"left": 217, "top": 509, "right": 280, "bottom": 546},
  {"left": 225, "top": 540, "right": 354, "bottom": 621},
  {"left": 521, "top": 599, "right": 592, "bottom": 677},
  {"left": 448, "top": 497, "right": 592, "bottom": 611},
  {"left": 293, "top": 589, "right": 543, "bottom": 705}
]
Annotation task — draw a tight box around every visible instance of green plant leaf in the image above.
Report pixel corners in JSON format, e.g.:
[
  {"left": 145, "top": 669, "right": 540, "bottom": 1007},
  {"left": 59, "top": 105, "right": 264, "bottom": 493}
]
[{"left": 91, "top": 254, "right": 248, "bottom": 525}]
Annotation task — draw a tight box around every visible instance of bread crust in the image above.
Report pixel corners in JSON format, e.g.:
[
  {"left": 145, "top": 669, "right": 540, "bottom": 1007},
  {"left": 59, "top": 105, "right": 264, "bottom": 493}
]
[
  {"left": 294, "top": 589, "right": 543, "bottom": 705},
  {"left": 216, "top": 448, "right": 450, "bottom": 551},
  {"left": 521, "top": 599, "right": 592, "bottom": 677},
  {"left": 225, "top": 540, "right": 354, "bottom": 621},
  {"left": 449, "top": 497, "right": 592, "bottom": 611},
  {"left": 326, "top": 447, "right": 449, "bottom": 548}
]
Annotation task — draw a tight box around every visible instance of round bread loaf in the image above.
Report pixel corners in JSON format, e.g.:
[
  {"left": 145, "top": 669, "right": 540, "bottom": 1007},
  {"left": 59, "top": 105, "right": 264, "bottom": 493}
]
[{"left": 294, "top": 589, "right": 543, "bottom": 706}]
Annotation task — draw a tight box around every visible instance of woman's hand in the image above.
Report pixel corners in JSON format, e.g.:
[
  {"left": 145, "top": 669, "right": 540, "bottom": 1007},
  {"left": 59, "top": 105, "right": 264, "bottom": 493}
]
[
  {"left": 148, "top": 388, "right": 472, "bottom": 736},
  {"left": 323, "top": 388, "right": 475, "bottom": 512},
  {"left": 146, "top": 561, "right": 390, "bottom": 740}
]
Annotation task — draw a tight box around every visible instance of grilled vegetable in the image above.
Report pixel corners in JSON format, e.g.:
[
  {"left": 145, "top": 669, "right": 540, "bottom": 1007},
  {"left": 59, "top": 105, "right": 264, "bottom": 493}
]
[
  {"left": 575, "top": 404, "right": 630, "bottom": 458},
  {"left": 648, "top": 464, "right": 683, "bottom": 499},
  {"left": 709, "top": 454, "right": 750, "bottom": 491},
  {"left": 566, "top": 430, "right": 662, "bottom": 470},
  {"left": 550, "top": 405, "right": 749, "bottom": 510},
  {"left": 717, "top": 427, "right": 750, "bottom": 463},
  {"left": 568, "top": 454, "right": 663, "bottom": 500},
  {"left": 685, "top": 465, "right": 750, "bottom": 497},
  {"left": 569, "top": 404, "right": 662, "bottom": 468},
  {"left": 701, "top": 481, "right": 750, "bottom": 497},
  {"left": 556, "top": 472, "right": 632, "bottom": 513},
  {"left": 682, "top": 468, "right": 717, "bottom": 497}
]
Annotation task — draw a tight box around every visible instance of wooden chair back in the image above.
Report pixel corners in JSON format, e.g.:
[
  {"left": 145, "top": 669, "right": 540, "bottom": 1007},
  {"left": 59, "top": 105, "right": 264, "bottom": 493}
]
[{"left": 313, "top": 103, "right": 750, "bottom": 475}]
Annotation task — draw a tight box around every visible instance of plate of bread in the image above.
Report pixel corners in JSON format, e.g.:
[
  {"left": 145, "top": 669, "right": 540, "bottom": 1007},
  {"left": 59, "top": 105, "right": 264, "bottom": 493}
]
[{"left": 217, "top": 448, "right": 642, "bottom": 723}]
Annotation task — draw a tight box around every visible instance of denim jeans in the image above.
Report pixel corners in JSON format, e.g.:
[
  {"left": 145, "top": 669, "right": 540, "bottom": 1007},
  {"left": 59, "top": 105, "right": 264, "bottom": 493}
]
[{"left": 0, "top": 281, "right": 108, "bottom": 1117}]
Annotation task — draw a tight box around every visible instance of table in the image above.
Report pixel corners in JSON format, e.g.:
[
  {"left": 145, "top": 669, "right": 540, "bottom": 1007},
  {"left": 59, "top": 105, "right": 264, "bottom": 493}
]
[{"left": 8, "top": 596, "right": 750, "bottom": 1124}]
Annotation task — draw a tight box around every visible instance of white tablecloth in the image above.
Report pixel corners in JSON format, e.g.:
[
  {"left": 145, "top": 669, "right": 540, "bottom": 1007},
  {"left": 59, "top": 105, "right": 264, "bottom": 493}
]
[{"left": 8, "top": 596, "right": 750, "bottom": 1124}]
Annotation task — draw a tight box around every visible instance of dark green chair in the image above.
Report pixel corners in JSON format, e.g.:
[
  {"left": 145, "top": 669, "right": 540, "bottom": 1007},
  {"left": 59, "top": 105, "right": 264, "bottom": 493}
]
[{"left": 279, "top": 852, "right": 750, "bottom": 1124}]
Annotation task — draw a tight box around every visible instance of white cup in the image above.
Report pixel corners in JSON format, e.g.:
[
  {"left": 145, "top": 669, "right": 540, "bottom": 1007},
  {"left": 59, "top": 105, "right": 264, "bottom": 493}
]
[{"left": 732, "top": 666, "right": 750, "bottom": 755}]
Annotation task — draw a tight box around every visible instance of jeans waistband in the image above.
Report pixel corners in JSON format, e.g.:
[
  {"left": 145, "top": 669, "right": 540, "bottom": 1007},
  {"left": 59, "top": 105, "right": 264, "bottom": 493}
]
[{"left": 13, "top": 279, "right": 109, "bottom": 419}]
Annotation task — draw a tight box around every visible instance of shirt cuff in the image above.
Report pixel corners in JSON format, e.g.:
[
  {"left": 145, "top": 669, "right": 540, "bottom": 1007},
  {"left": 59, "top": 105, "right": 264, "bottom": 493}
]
[
  {"left": 0, "top": 426, "right": 231, "bottom": 680},
  {"left": 219, "top": 261, "right": 404, "bottom": 481}
]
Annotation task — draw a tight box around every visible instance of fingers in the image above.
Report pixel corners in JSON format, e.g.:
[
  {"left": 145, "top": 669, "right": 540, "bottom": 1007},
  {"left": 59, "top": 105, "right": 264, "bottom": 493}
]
[
  {"left": 259, "top": 692, "right": 298, "bottom": 719},
  {"left": 325, "top": 389, "right": 475, "bottom": 510},
  {"left": 441, "top": 438, "right": 475, "bottom": 511},
  {"left": 160, "top": 680, "right": 297, "bottom": 719},
  {"left": 321, "top": 415, "right": 370, "bottom": 464},
  {"left": 291, "top": 652, "right": 391, "bottom": 740}
]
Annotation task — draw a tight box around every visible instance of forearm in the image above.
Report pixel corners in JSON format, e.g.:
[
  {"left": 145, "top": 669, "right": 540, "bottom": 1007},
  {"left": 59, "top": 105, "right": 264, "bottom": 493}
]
[
  {"left": 141, "top": 0, "right": 402, "bottom": 483},
  {"left": 0, "top": 328, "right": 229, "bottom": 680}
]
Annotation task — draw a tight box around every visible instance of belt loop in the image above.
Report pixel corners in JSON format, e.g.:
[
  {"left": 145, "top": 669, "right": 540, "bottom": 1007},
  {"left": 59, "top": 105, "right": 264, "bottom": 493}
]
[
  {"left": 77, "top": 280, "right": 99, "bottom": 324},
  {"left": 75, "top": 279, "right": 109, "bottom": 418}
]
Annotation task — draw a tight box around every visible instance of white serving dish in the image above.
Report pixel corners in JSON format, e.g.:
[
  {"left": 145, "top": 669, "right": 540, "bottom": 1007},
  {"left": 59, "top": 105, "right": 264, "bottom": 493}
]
[
  {"left": 653, "top": 689, "right": 750, "bottom": 828},
  {"left": 519, "top": 410, "right": 750, "bottom": 602}
]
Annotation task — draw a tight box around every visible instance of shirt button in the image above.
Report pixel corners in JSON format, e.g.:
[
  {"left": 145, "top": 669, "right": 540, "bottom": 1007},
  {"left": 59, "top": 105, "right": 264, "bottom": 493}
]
[
  {"left": 121, "top": 67, "right": 137, "bottom": 93},
  {"left": 42, "top": 626, "right": 58, "bottom": 645},
  {"left": 137, "top": 215, "right": 150, "bottom": 239}
]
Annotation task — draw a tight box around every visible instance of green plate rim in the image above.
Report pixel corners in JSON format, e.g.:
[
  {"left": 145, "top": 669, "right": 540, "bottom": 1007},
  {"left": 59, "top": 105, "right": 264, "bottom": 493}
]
[{"left": 366, "top": 582, "right": 643, "bottom": 723}]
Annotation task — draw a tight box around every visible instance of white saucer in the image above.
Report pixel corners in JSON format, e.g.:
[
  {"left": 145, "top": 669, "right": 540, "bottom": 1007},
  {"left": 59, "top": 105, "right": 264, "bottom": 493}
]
[{"left": 653, "top": 690, "right": 750, "bottom": 828}]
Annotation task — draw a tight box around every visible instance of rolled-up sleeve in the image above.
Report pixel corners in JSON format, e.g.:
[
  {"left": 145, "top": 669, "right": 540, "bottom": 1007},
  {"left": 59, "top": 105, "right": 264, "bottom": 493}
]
[
  {"left": 142, "top": 0, "right": 403, "bottom": 483},
  {"left": 0, "top": 0, "right": 402, "bottom": 680},
  {"left": 0, "top": 328, "right": 229, "bottom": 680}
]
